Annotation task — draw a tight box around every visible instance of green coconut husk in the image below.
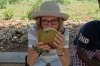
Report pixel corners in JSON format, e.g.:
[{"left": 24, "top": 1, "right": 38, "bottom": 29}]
[{"left": 38, "top": 27, "right": 57, "bottom": 49}]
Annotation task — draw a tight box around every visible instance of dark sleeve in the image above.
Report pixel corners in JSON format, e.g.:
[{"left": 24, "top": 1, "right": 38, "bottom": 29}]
[{"left": 75, "top": 21, "right": 96, "bottom": 48}]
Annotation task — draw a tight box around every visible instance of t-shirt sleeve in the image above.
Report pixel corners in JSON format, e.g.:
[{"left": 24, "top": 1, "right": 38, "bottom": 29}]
[
  {"left": 28, "top": 25, "right": 37, "bottom": 48},
  {"left": 63, "top": 28, "right": 69, "bottom": 48},
  {"left": 76, "top": 23, "right": 92, "bottom": 48}
]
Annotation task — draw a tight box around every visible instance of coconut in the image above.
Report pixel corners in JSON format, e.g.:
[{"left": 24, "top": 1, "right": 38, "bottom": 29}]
[{"left": 38, "top": 27, "right": 57, "bottom": 49}]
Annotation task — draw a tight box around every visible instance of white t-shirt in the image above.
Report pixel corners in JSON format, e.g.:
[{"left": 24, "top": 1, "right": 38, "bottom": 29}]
[{"left": 28, "top": 24, "right": 69, "bottom": 60}]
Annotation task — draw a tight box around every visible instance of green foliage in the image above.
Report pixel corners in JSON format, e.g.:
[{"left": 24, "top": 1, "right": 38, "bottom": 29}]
[
  {"left": 77, "top": 0, "right": 97, "bottom": 2},
  {"left": 8, "top": 0, "right": 23, "bottom": 4},
  {"left": 94, "top": 9, "right": 100, "bottom": 13},
  {"left": 52, "top": 0, "right": 70, "bottom": 5},
  {"left": 0, "top": 0, "right": 99, "bottom": 21},
  {"left": 0, "top": 0, "right": 7, "bottom": 9},
  {"left": 3, "top": 9, "right": 14, "bottom": 20},
  {"left": 0, "top": 0, "right": 24, "bottom": 9},
  {"left": 26, "top": 0, "right": 44, "bottom": 20},
  {"left": 20, "top": 14, "right": 27, "bottom": 20}
]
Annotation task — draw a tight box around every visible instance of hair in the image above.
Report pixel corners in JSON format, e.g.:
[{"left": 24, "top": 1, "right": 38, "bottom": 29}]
[{"left": 34, "top": 17, "right": 64, "bottom": 33}]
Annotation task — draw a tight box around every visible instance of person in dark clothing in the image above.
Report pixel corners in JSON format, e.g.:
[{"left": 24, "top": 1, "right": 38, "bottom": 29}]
[{"left": 72, "top": 20, "right": 100, "bottom": 66}]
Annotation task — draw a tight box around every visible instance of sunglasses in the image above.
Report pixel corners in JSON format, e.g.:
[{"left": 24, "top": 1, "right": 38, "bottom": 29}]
[{"left": 40, "top": 19, "right": 59, "bottom": 25}]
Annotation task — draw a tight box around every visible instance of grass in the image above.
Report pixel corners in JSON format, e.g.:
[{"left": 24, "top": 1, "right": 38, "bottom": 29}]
[
  {"left": 0, "top": 0, "right": 100, "bottom": 21},
  {"left": 0, "top": 0, "right": 35, "bottom": 19},
  {"left": 61, "top": 1, "right": 100, "bottom": 21}
]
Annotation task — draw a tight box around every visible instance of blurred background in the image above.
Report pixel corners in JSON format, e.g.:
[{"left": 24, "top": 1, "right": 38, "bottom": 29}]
[{"left": 0, "top": 0, "right": 100, "bottom": 66}]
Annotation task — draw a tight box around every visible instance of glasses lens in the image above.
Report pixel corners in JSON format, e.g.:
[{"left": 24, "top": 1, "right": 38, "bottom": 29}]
[
  {"left": 41, "top": 20, "right": 48, "bottom": 25},
  {"left": 50, "top": 19, "right": 58, "bottom": 25},
  {"left": 41, "top": 19, "right": 58, "bottom": 25}
]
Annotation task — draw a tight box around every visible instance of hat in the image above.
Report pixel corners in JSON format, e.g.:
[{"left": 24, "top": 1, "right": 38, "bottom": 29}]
[{"left": 30, "top": 1, "right": 69, "bottom": 21}]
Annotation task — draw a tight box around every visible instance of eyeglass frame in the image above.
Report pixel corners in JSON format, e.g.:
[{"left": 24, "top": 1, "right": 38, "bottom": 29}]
[{"left": 40, "top": 18, "right": 59, "bottom": 25}]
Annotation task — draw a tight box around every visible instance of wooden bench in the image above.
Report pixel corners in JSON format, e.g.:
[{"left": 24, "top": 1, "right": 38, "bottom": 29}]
[{"left": 0, "top": 52, "right": 73, "bottom": 65}]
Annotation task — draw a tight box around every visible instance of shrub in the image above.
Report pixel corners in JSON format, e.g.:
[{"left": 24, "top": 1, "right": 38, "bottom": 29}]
[
  {"left": 0, "top": 0, "right": 7, "bottom": 9},
  {"left": 8, "top": 0, "right": 23, "bottom": 4},
  {"left": 3, "top": 9, "right": 14, "bottom": 20},
  {"left": 27, "top": 0, "right": 43, "bottom": 20},
  {"left": 20, "top": 14, "right": 27, "bottom": 20}
]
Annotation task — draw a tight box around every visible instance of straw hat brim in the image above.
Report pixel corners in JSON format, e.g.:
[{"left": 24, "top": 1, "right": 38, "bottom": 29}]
[{"left": 30, "top": 11, "right": 69, "bottom": 21}]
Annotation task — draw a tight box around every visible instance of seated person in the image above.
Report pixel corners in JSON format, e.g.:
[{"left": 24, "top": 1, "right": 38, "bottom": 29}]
[
  {"left": 72, "top": 20, "right": 100, "bottom": 66},
  {"left": 26, "top": 1, "right": 70, "bottom": 66}
]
